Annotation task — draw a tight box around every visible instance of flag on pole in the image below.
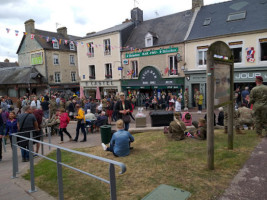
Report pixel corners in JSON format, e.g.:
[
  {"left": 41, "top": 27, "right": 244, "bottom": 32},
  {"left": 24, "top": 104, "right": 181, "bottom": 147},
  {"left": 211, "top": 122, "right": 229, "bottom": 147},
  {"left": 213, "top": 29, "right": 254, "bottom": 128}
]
[
  {"left": 59, "top": 39, "right": 62, "bottom": 45},
  {"left": 31, "top": 34, "right": 35, "bottom": 40},
  {"left": 15, "top": 30, "right": 19, "bottom": 36}
]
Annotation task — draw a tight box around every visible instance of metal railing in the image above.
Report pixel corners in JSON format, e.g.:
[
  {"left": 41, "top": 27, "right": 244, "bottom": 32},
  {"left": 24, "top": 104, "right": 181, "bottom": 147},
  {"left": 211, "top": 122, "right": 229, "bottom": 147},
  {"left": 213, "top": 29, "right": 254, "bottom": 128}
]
[{"left": 11, "top": 131, "right": 126, "bottom": 200}]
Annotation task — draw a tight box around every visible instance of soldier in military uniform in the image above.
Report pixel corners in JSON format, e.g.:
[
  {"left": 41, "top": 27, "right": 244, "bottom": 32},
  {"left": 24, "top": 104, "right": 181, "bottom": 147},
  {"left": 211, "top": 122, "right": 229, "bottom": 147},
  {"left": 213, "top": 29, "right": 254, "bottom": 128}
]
[
  {"left": 102, "top": 96, "right": 108, "bottom": 111},
  {"left": 249, "top": 76, "right": 267, "bottom": 137},
  {"left": 168, "top": 112, "right": 186, "bottom": 141},
  {"left": 184, "top": 88, "right": 189, "bottom": 111},
  {"left": 235, "top": 103, "right": 254, "bottom": 134},
  {"left": 49, "top": 96, "right": 57, "bottom": 118},
  {"left": 193, "top": 118, "right": 207, "bottom": 140}
]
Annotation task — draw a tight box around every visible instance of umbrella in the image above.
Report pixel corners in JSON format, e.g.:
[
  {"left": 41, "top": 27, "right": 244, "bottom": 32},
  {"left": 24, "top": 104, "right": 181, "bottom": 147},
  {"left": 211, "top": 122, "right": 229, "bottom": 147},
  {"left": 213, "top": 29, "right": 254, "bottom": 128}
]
[
  {"left": 80, "top": 86, "right": 85, "bottom": 99},
  {"left": 96, "top": 86, "right": 101, "bottom": 100}
]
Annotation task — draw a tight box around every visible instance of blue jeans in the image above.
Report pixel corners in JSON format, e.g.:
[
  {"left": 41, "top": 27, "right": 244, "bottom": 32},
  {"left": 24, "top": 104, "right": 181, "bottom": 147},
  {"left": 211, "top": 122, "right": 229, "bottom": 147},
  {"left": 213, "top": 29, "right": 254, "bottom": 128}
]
[
  {"left": 107, "top": 144, "right": 118, "bottom": 157},
  {"left": 43, "top": 110, "right": 49, "bottom": 119},
  {"left": 124, "top": 123, "right": 129, "bottom": 131},
  {"left": 21, "top": 148, "right": 29, "bottom": 160},
  {"left": 75, "top": 121, "right": 86, "bottom": 141}
]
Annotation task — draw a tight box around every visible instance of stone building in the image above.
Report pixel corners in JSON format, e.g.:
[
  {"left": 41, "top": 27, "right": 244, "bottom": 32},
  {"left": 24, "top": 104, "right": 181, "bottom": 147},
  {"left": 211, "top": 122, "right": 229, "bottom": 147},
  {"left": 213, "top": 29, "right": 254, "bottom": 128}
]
[
  {"left": 184, "top": 0, "right": 267, "bottom": 108},
  {"left": 17, "top": 19, "right": 81, "bottom": 95}
]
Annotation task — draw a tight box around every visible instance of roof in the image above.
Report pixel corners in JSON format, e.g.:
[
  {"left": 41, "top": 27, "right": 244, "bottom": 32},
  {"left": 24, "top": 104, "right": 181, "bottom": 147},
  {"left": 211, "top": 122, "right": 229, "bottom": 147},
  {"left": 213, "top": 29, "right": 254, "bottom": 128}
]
[
  {"left": 0, "top": 66, "right": 47, "bottom": 85},
  {"left": 124, "top": 10, "right": 194, "bottom": 49},
  {"left": 81, "top": 22, "right": 134, "bottom": 39},
  {"left": 17, "top": 29, "right": 82, "bottom": 54},
  {"left": 0, "top": 62, "right": 18, "bottom": 68},
  {"left": 187, "top": 0, "right": 267, "bottom": 41}
]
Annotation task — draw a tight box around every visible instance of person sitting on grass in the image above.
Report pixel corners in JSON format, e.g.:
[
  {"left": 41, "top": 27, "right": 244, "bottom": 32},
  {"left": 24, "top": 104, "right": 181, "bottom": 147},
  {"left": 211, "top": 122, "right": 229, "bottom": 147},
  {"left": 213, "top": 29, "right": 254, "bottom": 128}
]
[
  {"left": 193, "top": 118, "right": 207, "bottom": 140},
  {"left": 102, "top": 119, "right": 134, "bottom": 157},
  {"left": 167, "top": 112, "right": 186, "bottom": 141}
]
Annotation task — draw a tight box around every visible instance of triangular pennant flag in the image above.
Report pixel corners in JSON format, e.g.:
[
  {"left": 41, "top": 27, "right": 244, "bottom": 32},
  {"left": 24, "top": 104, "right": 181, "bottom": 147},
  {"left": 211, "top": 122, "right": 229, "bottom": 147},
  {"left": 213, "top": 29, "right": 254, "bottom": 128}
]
[
  {"left": 15, "top": 30, "right": 19, "bottom": 36},
  {"left": 6, "top": 28, "right": 10, "bottom": 33},
  {"left": 31, "top": 34, "right": 35, "bottom": 40}
]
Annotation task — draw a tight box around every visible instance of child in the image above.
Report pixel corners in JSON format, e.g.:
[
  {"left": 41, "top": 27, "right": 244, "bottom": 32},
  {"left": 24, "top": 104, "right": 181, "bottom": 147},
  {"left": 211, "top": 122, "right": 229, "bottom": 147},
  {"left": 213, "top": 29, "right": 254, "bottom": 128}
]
[
  {"left": 5, "top": 111, "right": 18, "bottom": 148},
  {"left": 58, "top": 108, "right": 72, "bottom": 144}
]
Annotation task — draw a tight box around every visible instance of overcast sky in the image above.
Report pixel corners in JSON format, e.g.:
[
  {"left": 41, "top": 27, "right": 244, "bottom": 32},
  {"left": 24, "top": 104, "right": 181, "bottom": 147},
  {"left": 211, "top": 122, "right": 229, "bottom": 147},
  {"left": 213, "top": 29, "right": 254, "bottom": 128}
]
[{"left": 0, "top": 0, "right": 230, "bottom": 62}]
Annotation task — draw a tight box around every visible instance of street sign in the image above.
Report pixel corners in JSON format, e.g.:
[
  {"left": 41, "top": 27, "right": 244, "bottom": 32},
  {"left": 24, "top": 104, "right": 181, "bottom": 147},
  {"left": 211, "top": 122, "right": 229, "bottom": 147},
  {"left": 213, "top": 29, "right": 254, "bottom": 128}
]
[{"left": 118, "top": 67, "right": 123, "bottom": 70}]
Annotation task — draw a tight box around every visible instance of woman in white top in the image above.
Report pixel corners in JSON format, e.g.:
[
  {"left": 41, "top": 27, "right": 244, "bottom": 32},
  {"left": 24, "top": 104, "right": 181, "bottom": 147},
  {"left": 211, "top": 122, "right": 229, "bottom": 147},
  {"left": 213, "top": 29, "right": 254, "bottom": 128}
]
[
  {"left": 175, "top": 97, "right": 182, "bottom": 112},
  {"left": 30, "top": 96, "right": 41, "bottom": 109}
]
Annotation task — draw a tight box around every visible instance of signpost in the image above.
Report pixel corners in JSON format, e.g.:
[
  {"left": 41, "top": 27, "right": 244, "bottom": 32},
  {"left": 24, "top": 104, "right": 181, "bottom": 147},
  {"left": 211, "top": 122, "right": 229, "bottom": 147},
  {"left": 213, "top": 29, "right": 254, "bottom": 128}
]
[{"left": 206, "top": 41, "right": 234, "bottom": 170}]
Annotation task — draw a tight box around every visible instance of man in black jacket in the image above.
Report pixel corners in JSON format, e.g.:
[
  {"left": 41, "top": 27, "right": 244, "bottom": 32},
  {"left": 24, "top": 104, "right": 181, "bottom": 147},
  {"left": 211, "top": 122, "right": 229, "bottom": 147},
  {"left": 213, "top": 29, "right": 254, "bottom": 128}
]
[{"left": 115, "top": 92, "right": 132, "bottom": 131}]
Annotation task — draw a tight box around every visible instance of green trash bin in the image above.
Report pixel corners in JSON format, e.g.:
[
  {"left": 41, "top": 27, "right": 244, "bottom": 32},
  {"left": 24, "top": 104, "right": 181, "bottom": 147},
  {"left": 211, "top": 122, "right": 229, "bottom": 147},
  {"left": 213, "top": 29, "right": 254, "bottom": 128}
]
[{"left": 100, "top": 125, "right": 112, "bottom": 144}]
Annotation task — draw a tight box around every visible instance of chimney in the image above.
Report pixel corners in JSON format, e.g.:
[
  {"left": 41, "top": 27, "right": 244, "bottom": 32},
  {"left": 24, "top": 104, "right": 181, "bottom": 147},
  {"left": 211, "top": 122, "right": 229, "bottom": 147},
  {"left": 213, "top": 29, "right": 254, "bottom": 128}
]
[
  {"left": 192, "top": 0, "right": 204, "bottom": 10},
  {"left": 131, "top": 7, "right": 143, "bottom": 26},
  {"left": 24, "top": 19, "right": 35, "bottom": 34},
  {"left": 4, "top": 58, "right": 9, "bottom": 63},
  {"left": 57, "top": 27, "right": 68, "bottom": 38}
]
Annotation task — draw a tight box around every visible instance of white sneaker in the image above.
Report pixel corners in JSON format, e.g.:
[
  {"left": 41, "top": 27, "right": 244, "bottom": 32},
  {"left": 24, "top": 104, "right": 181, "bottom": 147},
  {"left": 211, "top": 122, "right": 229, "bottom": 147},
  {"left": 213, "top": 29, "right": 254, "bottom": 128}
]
[{"left": 101, "top": 143, "right": 107, "bottom": 151}]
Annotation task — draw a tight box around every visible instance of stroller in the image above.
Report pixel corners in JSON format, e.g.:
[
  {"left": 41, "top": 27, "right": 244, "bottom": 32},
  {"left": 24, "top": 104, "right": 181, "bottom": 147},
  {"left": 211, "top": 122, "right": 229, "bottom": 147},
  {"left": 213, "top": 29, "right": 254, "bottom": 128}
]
[{"left": 182, "top": 112, "right": 192, "bottom": 126}]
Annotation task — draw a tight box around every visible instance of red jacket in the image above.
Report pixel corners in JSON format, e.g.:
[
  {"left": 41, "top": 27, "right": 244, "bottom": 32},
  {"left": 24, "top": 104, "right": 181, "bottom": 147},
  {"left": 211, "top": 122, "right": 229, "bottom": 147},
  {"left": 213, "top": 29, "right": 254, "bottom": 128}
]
[{"left": 59, "top": 113, "right": 70, "bottom": 129}]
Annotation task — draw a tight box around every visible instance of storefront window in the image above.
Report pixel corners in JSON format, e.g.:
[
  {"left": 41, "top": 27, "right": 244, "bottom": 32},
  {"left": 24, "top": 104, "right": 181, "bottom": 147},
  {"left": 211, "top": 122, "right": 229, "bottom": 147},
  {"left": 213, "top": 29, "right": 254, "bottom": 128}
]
[
  {"left": 169, "top": 56, "right": 178, "bottom": 75},
  {"left": 132, "top": 61, "right": 138, "bottom": 78},
  {"left": 260, "top": 41, "right": 267, "bottom": 61}
]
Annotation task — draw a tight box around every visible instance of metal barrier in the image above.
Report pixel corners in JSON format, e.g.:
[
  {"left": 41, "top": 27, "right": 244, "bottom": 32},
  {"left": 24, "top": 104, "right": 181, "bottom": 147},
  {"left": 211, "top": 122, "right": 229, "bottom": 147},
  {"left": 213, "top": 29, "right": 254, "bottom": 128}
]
[{"left": 11, "top": 131, "right": 126, "bottom": 200}]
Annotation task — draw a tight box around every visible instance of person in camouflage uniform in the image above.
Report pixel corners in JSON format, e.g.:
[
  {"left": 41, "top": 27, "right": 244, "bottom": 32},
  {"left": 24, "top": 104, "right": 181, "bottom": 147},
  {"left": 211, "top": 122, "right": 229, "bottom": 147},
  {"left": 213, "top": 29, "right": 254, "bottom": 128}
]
[
  {"left": 184, "top": 88, "right": 189, "bottom": 111},
  {"left": 168, "top": 112, "right": 186, "bottom": 141},
  {"left": 102, "top": 96, "right": 108, "bottom": 111},
  {"left": 249, "top": 76, "right": 267, "bottom": 137},
  {"left": 49, "top": 96, "right": 57, "bottom": 118},
  {"left": 235, "top": 103, "right": 254, "bottom": 134}
]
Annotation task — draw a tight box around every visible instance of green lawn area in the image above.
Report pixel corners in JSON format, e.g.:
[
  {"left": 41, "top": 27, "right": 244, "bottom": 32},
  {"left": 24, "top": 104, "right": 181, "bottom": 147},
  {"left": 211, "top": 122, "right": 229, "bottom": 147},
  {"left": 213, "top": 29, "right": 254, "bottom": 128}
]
[{"left": 23, "top": 130, "right": 260, "bottom": 200}]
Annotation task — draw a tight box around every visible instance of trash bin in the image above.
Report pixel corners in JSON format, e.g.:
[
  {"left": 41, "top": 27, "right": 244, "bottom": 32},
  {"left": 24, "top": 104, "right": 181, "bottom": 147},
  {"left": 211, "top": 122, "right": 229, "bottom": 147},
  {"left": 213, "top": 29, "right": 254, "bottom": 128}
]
[
  {"left": 150, "top": 111, "right": 173, "bottom": 127},
  {"left": 100, "top": 125, "right": 112, "bottom": 144},
  {"left": 135, "top": 107, "right": 147, "bottom": 128}
]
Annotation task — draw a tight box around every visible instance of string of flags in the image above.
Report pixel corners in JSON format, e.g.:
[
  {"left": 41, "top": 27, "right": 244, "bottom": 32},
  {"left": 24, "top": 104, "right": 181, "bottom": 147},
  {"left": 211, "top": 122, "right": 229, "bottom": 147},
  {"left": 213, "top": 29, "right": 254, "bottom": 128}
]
[{"left": 2, "top": 26, "right": 143, "bottom": 53}]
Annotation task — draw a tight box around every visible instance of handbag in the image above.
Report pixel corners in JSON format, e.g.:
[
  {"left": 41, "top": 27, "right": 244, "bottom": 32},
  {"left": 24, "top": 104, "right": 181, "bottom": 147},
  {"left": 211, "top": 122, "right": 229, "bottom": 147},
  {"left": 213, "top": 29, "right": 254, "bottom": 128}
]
[{"left": 122, "top": 114, "right": 131, "bottom": 123}]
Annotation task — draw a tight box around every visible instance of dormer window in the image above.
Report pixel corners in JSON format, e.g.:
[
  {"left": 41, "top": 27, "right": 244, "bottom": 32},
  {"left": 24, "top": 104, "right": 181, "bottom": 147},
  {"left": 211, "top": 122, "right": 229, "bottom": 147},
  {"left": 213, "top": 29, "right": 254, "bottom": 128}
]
[
  {"left": 145, "top": 32, "right": 158, "bottom": 48},
  {"left": 69, "top": 42, "right": 75, "bottom": 50},
  {"left": 52, "top": 38, "right": 59, "bottom": 49}
]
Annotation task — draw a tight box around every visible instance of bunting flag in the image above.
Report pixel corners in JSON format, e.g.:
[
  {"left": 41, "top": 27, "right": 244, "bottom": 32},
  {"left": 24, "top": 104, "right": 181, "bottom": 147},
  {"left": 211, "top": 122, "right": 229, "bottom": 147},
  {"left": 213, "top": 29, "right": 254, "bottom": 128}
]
[
  {"left": 31, "top": 34, "right": 35, "bottom": 40},
  {"left": 59, "top": 39, "right": 62, "bottom": 45},
  {"left": 46, "top": 37, "right": 49, "bottom": 42},
  {"left": 64, "top": 40, "right": 68, "bottom": 45},
  {"left": 15, "top": 30, "right": 19, "bottom": 36},
  {"left": 127, "top": 70, "right": 131, "bottom": 76},
  {"left": 23, "top": 32, "right": 28, "bottom": 35},
  {"left": 6, "top": 28, "right": 10, "bottom": 33},
  {"left": 52, "top": 38, "right": 56, "bottom": 44}
]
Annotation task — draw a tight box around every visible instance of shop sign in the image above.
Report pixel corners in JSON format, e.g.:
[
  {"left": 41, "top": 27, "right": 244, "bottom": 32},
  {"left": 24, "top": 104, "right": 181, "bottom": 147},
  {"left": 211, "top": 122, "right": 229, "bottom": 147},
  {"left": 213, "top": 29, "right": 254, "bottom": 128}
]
[
  {"left": 31, "top": 52, "right": 43, "bottom": 65},
  {"left": 89, "top": 81, "right": 114, "bottom": 86},
  {"left": 234, "top": 72, "right": 267, "bottom": 80},
  {"left": 123, "top": 59, "right": 129, "bottom": 65},
  {"left": 126, "top": 47, "right": 178, "bottom": 58}
]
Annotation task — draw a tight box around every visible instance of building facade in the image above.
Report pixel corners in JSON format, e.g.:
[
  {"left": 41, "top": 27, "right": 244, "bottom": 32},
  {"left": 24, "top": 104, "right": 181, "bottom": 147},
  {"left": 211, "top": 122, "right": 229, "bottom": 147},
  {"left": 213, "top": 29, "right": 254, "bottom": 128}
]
[
  {"left": 77, "top": 12, "right": 136, "bottom": 98},
  {"left": 17, "top": 19, "right": 80, "bottom": 94},
  {"left": 184, "top": 0, "right": 267, "bottom": 108}
]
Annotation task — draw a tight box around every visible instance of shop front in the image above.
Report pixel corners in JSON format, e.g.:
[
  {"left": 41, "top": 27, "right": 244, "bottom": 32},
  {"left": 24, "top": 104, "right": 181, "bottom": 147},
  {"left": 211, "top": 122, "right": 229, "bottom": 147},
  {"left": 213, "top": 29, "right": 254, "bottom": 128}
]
[
  {"left": 121, "top": 66, "right": 184, "bottom": 106},
  {"left": 80, "top": 80, "right": 121, "bottom": 99},
  {"left": 184, "top": 66, "right": 267, "bottom": 108}
]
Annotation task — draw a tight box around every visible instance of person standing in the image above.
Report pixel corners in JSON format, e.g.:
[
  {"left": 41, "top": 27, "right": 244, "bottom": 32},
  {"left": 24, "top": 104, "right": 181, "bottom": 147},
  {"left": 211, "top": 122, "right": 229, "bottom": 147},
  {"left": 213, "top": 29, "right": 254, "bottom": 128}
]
[
  {"left": 197, "top": 92, "right": 204, "bottom": 113},
  {"left": 241, "top": 87, "right": 250, "bottom": 104},
  {"left": 32, "top": 106, "right": 44, "bottom": 155},
  {"left": 5, "top": 111, "right": 18, "bottom": 148},
  {"left": 0, "top": 109, "right": 4, "bottom": 161},
  {"left": 249, "top": 76, "right": 267, "bottom": 137},
  {"left": 58, "top": 108, "right": 72, "bottom": 144},
  {"left": 41, "top": 99, "right": 50, "bottom": 119},
  {"left": 175, "top": 97, "right": 182, "bottom": 112},
  {"left": 30, "top": 96, "right": 41, "bottom": 109},
  {"left": 115, "top": 92, "right": 132, "bottom": 131},
  {"left": 73, "top": 104, "right": 86, "bottom": 142},
  {"left": 17, "top": 106, "right": 39, "bottom": 162}
]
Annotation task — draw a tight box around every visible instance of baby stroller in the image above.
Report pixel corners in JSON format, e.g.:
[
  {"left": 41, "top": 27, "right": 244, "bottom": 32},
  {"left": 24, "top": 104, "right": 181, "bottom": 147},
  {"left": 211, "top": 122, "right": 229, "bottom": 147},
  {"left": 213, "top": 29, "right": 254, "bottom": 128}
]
[{"left": 182, "top": 112, "right": 192, "bottom": 126}]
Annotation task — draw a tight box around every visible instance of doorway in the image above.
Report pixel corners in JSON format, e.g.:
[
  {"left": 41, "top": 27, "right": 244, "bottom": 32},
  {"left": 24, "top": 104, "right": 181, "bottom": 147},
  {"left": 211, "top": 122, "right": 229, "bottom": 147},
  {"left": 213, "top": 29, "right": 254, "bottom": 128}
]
[{"left": 191, "top": 84, "right": 200, "bottom": 107}]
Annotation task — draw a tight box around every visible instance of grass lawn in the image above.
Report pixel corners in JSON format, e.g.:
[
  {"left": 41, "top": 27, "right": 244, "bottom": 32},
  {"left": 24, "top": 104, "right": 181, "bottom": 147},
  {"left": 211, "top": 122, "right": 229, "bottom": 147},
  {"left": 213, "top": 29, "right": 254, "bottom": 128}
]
[{"left": 23, "top": 130, "right": 260, "bottom": 200}]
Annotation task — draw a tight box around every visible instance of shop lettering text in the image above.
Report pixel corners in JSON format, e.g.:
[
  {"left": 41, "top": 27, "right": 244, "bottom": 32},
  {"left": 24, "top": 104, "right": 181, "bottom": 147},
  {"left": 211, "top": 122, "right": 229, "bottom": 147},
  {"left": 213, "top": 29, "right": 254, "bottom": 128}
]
[
  {"left": 126, "top": 47, "right": 178, "bottom": 58},
  {"left": 235, "top": 72, "right": 267, "bottom": 79},
  {"left": 90, "top": 81, "right": 113, "bottom": 86}
]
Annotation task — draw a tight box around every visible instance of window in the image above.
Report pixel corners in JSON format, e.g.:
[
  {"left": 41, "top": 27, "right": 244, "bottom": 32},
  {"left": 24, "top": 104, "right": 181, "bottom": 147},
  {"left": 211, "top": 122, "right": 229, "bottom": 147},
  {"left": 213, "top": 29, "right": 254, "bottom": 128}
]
[
  {"left": 53, "top": 39, "right": 59, "bottom": 49},
  {"left": 53, "top": 54, "right": 59, "bottom": 65},
  {"left": 145, "top": 37, "right": 153, "bottom": 47},
  {"left": 231, "top": 47, "right": 242, "bottom": 63},
  {"left": 197, "top": 47, "right": 208, "bottom": 66},
  {"left": 105, "top": 63, "right": 112, "bottom": 79},
  {"left": 132, "top": 61, "right": 138, "bottom": 78},
  {"left": 71, "top": 72, "right": 76, "bottom": 82},
  {"left": 54, "top": 72, "right": 61, "bottom": 83},
  {"left": 260, "top": 39, "right": 267, "bottom": 61},
  {"left": 89, "top": 65, "right": 95, "bottom": 79},
  {"left": 169, "top": 56, "right": 178, "bottom": 75},
  {"left": 69, "top": 42, "right": 75, "bottom": 50},
  {"left": 227, "top": 11, "right": 246, "bottom": 22},
  {"left": 87, "top": 42, "right": 94, "bottom": 57},
  {"left": 104, "top": 39, "right": 111, "bottom": 55},
  {"left": 70, "top": 55, "right": 75, "bottom": 65},
  {"left": 203, "top": 18, "right": 211, "bottom": 26}
]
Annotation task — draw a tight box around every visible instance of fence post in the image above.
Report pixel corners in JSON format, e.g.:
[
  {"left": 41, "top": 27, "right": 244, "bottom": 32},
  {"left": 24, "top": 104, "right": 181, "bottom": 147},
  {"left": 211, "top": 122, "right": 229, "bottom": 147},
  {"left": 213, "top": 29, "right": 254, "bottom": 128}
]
[
  {"left": 41, "top": 131, "right": 44, "bottom": 155},
  {"left": 12, "top": 135, "right": 18, "bottom": 178},
  {"left": 109, "top": 163, "right": 117, "bottom": 200},
  {"left": 48, "top": 128, "right": 51, "bottom": 151},
  {"left": 56, "top": 148, "right": 64, "bottom": 200},
  {"left": 2, "top": 137, "right": 6, "bottom": 152},
  {"left": 29, "top": 131, "right": 37, "bottom": 193}
]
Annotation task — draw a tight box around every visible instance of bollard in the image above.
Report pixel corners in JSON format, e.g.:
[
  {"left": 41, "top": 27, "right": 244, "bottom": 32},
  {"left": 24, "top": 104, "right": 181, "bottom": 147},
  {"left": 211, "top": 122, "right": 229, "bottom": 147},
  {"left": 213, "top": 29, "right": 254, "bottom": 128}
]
[
  {"left": 109, "top": 163, "right": 117, "bottom": 200},
  {"left": 12, "top": 135, "right": 18, "bottom": 178},
  {"left": 56, "top": 148, "right": 64, "bottom": 200},
  {"left": 29, "top": 131, "right": 37, "bottom": 193},
  {"left": 2, "top": 137, "right": 6, "bottom": 152},
  {"left": 48, "top": 127, "right": 51, "bottom": 151}
]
